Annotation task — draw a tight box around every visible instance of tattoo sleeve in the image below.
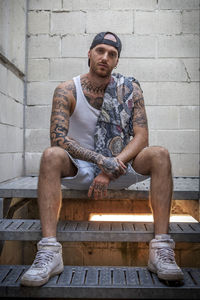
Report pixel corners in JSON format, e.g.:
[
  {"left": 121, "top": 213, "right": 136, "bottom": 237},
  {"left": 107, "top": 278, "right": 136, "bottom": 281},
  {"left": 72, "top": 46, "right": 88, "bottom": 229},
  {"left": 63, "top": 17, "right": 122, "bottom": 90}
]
[
  {"left": 132, "top": 83, "right": 148, "bottom": 129},
  {"left": 50, "top": 84, "right": 109, "bottom": 167}
]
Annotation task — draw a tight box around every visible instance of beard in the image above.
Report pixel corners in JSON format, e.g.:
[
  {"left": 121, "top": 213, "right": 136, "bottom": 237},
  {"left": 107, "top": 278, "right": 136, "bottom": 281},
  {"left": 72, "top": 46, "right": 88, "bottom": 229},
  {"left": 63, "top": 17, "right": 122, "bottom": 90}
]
[{"left": 90, "top": 62, "right": 112, "bottom": 78}]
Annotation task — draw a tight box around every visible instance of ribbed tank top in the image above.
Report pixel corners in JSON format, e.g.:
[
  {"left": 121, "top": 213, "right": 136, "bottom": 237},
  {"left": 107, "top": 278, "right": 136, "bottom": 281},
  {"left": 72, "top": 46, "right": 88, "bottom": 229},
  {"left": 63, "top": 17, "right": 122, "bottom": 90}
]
[{"left": 68, "top": 75, "right": 100, "bottom": 151}]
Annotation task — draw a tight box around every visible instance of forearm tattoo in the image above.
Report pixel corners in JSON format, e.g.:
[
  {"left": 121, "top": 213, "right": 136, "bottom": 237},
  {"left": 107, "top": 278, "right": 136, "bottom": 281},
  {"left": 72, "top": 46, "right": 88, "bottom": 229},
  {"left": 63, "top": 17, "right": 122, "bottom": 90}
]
[{"left": 132, "top": 83, "right": 148, "bottom": 129}]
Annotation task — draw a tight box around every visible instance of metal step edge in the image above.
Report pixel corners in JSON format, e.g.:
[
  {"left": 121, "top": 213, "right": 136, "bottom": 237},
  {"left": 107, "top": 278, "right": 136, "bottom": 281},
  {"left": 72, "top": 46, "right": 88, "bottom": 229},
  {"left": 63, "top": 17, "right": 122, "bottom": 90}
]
[
  {"left": 0, "top": 219, "right": 200, "bottom": 242},
  {"left": 0, "top": 265, "right": 200, "bottom": 299}
]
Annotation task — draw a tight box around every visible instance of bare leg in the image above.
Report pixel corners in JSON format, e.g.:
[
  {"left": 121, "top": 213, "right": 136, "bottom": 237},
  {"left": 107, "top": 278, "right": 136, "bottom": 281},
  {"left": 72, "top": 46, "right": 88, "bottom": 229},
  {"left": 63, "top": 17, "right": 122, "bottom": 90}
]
[
  {"left": 132, "top": 146, "right": 173, "bottom": 235},
  {"left": 37, "top": 146, "right": 77, "bottom": 237}
]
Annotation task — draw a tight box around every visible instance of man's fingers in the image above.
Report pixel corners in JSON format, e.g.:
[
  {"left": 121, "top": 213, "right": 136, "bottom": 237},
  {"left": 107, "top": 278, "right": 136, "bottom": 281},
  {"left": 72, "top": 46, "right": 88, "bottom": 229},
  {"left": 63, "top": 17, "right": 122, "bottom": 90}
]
[{"left": 88, "top": 183, "right": 94, "bottom": 198}]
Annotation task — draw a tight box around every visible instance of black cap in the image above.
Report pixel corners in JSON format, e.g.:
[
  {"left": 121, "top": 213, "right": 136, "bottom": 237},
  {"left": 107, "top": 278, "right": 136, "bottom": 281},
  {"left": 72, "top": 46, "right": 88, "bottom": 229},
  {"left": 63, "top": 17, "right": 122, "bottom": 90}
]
[{"left": 88, "top": 31, "right": 122, "bottom": 67}]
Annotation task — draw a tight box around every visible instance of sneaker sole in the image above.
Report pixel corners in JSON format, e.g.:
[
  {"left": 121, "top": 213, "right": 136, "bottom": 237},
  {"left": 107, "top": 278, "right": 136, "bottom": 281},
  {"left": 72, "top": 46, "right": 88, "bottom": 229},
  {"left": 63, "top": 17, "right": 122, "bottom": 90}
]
[
  {"left": 148, "top": 262, "right": 184, "bottom": 281},
  {"left": 21, "top": 264, "right": 64, "bottom": 287}
]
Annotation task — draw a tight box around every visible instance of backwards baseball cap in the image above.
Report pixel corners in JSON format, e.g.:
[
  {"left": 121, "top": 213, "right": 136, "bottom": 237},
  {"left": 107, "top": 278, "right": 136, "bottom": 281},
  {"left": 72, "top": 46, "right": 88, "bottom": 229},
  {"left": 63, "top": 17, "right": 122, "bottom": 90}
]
[{"left": 88, "top": 31, "right": 122, "bottom": 66}]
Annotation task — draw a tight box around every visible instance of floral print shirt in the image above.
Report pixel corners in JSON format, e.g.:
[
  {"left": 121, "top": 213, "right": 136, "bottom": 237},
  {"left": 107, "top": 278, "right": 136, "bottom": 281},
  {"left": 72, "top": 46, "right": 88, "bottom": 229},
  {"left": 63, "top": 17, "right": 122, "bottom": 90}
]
[{"left": 94, "top": 72, "right": 141, "bottom": 175}]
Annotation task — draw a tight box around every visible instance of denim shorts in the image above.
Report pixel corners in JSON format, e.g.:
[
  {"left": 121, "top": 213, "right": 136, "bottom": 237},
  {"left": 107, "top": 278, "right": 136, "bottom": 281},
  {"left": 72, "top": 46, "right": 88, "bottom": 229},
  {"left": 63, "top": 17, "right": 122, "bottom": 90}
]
[{"left": 61, "top": 152, "right": 149, "bottom": 190}]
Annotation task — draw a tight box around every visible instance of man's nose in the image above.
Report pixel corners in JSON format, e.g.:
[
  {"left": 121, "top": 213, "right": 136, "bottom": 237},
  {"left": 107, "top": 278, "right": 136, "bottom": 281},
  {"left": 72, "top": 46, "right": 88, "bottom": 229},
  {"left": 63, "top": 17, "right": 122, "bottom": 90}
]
[{"left": 102, "top": 52, "right": 108, "bottom": 61}]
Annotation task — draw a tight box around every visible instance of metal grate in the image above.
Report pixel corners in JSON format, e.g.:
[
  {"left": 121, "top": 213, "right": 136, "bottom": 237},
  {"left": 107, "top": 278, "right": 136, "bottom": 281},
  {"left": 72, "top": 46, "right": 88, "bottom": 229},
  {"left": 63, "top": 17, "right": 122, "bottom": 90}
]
[
  {"left": 0, "top": 176, "right": 199, "bottom": 199},
  {"left": 0, "top": 219, "right": 200, "bottom": 242},
  {"left": 0, "top": 265, "right": 200, "bottom": 298}
]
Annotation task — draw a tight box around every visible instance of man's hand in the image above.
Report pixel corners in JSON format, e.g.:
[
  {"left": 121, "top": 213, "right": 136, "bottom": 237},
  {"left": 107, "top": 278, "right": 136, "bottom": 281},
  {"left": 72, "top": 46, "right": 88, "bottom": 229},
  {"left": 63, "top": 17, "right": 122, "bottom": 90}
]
[
  {"left": 97, "top": 156, "right": 127, "bottom": 179},
  {"left": 88, "top": 172, "right": 110, "bottom": 200}
]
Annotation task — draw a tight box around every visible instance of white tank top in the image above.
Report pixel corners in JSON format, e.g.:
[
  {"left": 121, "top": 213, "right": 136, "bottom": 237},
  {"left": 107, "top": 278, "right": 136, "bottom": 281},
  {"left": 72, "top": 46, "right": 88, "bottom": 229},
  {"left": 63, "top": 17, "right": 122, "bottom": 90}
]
[{"left": 68, "top": 75, "right": 100, "bottom": 151}]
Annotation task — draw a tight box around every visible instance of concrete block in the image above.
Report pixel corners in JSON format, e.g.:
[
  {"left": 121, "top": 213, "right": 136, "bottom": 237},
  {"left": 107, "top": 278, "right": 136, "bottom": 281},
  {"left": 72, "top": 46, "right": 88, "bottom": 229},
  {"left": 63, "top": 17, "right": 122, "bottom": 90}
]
[
  {"left": 0, "top": 0, "right": 26, "bottom": 73},
  {"left": 0, "top": 124, "right": 23, "bottom": 153},
  {"left": 62, "top": 0, "right": 73, "bottom": 10},
  {"left": 28, "top": 59, "right": 49, "bottom": 81},
  {"left": 146, "top": 106, "right": 179, "bottom": 130},
  {"left": 170, "top": 153, "right": 199, "bottom": 177},
  {"left": 26, "top": 106, "right": 51, "bottom": 129},
  {"left": 28, "top": 35, "right": 61, "bottom": 58},
  {"left": 138, "top": 82, "right": 157, "bottom": 106},
  {"left": 25, "top": 152, "right": 42, "bottom": 176},
  {"left": 28, "top": 0, "right": 62, "bottom": 10},
  {"left": 158, "top": 35, "right": 199, "bottom": 58},
  {"left": 110, "top": 0, "right": 157, "bottom": 10},
  {"left": 120, "top": 35, "right": 156, "bottom": 58},
  {"left": 50, "top": 58, "right": 88, "bottom": 81},
  {"left": 0, "top": 63, "right": 8, "bottom": 95},
  {"left": 149, "top": 130, "right": 158, "bottom": 146},
  {"left": 68, "top": 0, "right": 110, "bottom": 10},
  {"left": 0, "top": 153, "right": 23, "bottom": 182},
  {"left": 86, "top": 11, "right": 133, "bottom": 34},
  {"left": 0, "top": 93, "right": 23, "bottom": 128},
  {"left": 179, "top": 106, "right": 199, "bottom": 129},
  {"left": 182, "top": 10, "right": 200, "bottom": 34},
  {"left": 135, "top": 11, "right": 181, "bottom": 34},
  {"left": 155, "top": 82, "right": 199, "bottom": 106},
  {"left": 7, "top": 70, "right": 24, "bottom": 103},
  {"left": 117, "top": 58, "right": 187, "bottom": 82},
  {"left": 62, "top": 34, "right": 91, "bottom": 58},
  {"left": 27, "top": 81, "right": 59, "bottom": 105},
  {"left": 158, "top": 0, "right": 200, "bottom": 10},
  {"left": 158, "top": 10, "right": 181, "bottom": 34},
  {"left": 51, "top": 11, "right": 86, "bottom": 34},
  {"left": 155, "top": 130, "right": 199, "bottom": 154},
  {"left": 183, "top": 59, "right": 200, "bottom": 82},
  {"left": 28, "top": 11, "right": 49, "bottom": 34},
  {"left": 25, "top": 129, "right": 50, "bottom": 152}
]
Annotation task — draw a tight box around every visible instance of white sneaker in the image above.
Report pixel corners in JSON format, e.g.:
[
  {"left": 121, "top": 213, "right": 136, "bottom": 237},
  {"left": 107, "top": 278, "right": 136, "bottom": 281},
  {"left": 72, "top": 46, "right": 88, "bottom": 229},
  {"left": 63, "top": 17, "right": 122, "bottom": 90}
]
[
  {"left": 21, "top": 238, "right": 64, "bottom": 286},
  {"left": 148, "top": 234, "right": 184, "bottom": 281}
]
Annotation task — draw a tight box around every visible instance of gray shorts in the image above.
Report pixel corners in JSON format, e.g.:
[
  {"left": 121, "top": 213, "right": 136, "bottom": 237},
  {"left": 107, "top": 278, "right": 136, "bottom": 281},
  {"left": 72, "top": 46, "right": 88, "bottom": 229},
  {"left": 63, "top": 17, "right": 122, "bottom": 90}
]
[{"left": 61, "top": 152, "right": 149, "bottom": 190}]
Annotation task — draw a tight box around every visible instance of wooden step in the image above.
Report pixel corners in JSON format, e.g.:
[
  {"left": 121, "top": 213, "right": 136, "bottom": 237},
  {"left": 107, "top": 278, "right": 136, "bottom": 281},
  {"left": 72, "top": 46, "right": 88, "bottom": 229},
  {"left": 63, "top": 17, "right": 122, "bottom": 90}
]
[
  {"left": 0, "top": 265, "right": 199, "bottom": 299},
  {"left": 0, "top": 219, "right": 200, "bottom": 242}
]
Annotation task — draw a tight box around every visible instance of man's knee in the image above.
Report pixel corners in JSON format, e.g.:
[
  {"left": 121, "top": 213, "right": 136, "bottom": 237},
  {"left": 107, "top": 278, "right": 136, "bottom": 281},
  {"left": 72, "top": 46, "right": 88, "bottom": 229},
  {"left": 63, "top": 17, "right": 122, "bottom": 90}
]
[
  {"left": 40, "top": 146, "right": 68, "bottom": 170},
  {"left": 148, "top": 146, "right": 171, "bottom": 170}
]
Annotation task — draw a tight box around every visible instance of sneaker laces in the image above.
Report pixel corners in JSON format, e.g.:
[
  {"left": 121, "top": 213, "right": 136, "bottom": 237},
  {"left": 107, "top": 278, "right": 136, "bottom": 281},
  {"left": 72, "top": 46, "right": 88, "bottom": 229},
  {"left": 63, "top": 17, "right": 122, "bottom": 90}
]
[
  {"left": 32, "top": 250, "right": 55, "bottom": 268},
  {"left": 157, "top": 247, "right": 176, "bottom": 264}
]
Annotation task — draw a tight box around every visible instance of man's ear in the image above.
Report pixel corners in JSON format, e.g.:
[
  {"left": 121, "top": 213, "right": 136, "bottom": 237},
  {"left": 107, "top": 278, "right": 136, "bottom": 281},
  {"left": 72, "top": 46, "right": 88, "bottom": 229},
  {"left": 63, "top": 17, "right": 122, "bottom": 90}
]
[{"left": 88, "top": 50, "right": 91, "bottom": 59}]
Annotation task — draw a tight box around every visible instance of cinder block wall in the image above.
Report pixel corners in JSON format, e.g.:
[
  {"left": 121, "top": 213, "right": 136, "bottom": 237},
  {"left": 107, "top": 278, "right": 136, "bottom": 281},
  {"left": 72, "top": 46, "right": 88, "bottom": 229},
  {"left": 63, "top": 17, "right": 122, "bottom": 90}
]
[
  {"left": 26, "top": 0, "right": 199, "bottom": 176},
  {"left": 0, "top": 0, "right": 27, "bottom": 182}
]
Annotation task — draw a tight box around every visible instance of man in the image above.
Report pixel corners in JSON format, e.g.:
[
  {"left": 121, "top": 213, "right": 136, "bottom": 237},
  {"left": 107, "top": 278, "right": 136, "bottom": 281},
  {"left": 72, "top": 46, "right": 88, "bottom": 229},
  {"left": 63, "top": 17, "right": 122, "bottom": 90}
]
[{"left": 21, "top": 32, "right": 184, "bottom": 286}]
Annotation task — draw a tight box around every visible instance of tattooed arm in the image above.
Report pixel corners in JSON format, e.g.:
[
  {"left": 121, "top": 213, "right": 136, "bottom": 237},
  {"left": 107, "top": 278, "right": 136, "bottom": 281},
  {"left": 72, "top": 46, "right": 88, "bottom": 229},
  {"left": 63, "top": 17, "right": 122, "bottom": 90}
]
[
  {"left": 116, "top": 82, "right": 149, "bottom": 164},
  {"left": 50, "top": 81, "right": 126, "bottom": 179}
]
